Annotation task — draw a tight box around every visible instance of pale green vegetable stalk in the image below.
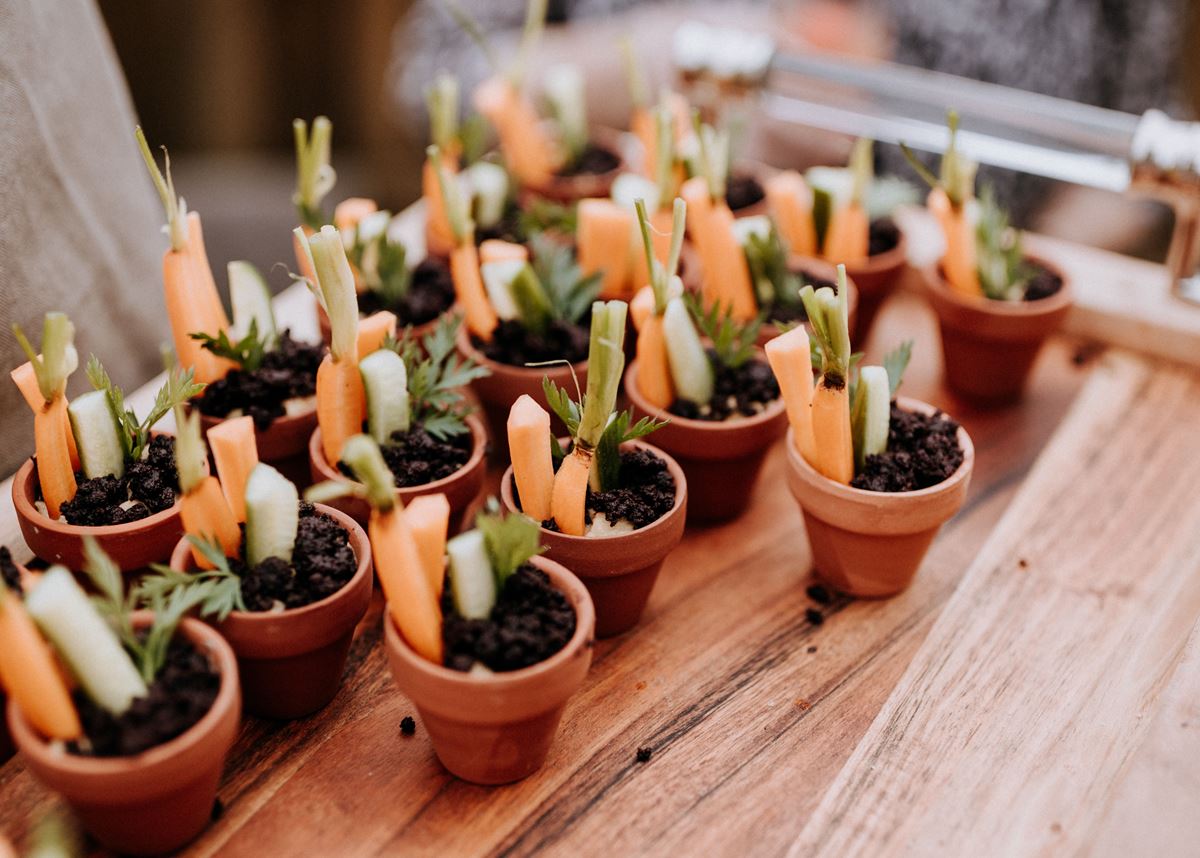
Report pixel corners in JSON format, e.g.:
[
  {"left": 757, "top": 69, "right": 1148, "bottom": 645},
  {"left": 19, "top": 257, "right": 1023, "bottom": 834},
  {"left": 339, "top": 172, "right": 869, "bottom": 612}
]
[
  {"left": 300, "top": 225, "right": 359, "bottom": 362},
  {"left": 465, "top": 161, "right": 509, "bottom": 229},
  {"left": 244, "top": 463, "right": 300, "bottom": 566},
  {"left": 636, "top": 197, "right": 686, "bottom": 314},
  {"left": 800, "top": 265, "right": 852, "bottom": 387},
  {"left": 173, "top": 404, "right": 209, "bottom": 495},
  {"left": 293, "top": 116, "right": 335, "bottom": 231},
  {"left": 692, "top": 113, "right": 730, "bottom": 202},
  {"left": 135, "top": 126, "right": 188, "bottom": 252},
  {"left": 544, "top": 64, "right": 588, "bottom": 163},
  {"left": 901, "top": 109, "right": 977, "bottom": 210},
  {"left": 848, "top": 137, "right": 873, "bottom": 207},
  {"left": 335, "top": 434, "right": 396, "bottom": 513},
  {"left": 852, "top": 365, "right": 891, "bottom": 469},
  {"left": 12, "top": 312, "right": 77, "bottom": 403},
  {"left": 662, "top": 296, "right": 714, "bottom": 405},
  {"left": 425, "top": 73, "right": 460, "bottom": 153},
  {"left": 510, "top": 264, "right": 555, "bottom": 335},
  {"left": 578, "top": 301, "right": 627, "bottom": 450},
  {"left": 360, "top": 347, "right": 411, "bottom": 443},
  {"left": 510, "top": 0, "right": 549, "bottom": 88},
  {"left": 653, "top": 105, "right": 677, "bottom": 211}
]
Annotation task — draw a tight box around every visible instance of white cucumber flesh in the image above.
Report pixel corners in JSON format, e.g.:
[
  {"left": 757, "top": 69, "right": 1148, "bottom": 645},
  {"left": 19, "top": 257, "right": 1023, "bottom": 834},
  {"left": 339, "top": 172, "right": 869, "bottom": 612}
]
[
  {"left": 859, "top": 365, "right": 891, "bottom": 458},
  {"left": 359, "top": 349, "right": 410, "bottom": 444},
  {"left": 446, "top": 529, "right": 496, "bottom": 620},
  {"left": 244, "top": 463, "right": 300, "bottom": 566},
  {"left": 662, "top": 297, "right": 714, "bottom": 405},
  {"left": 227, "top": 261, "right": 277, "bottom": 345},
  {"left": 465, "top": 161, "right": 509, "bottom": 229},
  {"left": 69, "top": 389, "right": 126, "bottom": 479},
  {"left": 481, "top": 259, "right": 525, "bottom": 320}
]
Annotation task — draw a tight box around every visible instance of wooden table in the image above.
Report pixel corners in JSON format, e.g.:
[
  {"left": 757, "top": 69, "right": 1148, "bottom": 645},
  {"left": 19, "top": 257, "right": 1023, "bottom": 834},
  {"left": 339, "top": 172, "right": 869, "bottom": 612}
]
[{"left": 3, "top": 231, "right": 1200, "bottom": 857}]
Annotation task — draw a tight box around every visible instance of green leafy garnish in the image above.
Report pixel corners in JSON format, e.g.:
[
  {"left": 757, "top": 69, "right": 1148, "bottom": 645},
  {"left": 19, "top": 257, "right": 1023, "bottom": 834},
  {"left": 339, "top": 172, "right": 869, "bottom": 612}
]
[
  {"left": 335, "top": 434, "right": 397, "bottom": 511},
  {"left": 593, "top": 409, "right": 667, "bottom": 493},
  {"left": 882, "top": 340, "right": 913, "bottom": 397},
  {"left": 743, "top": 228, "right": 804, "bottom": 310},
  {"left": 800, "top": 266, "right": 852, "bottom": 389},
  {"left": 191, "top": 318, "right": 269, "bottom": 372},
  {"left": 975, "top": 185, "right": 1029, "bottom": 301},
  {"left": 684, "top": 292, "right": 762, "bottom": 370},
  {"left": 294, "top": 116, "right": 335, "bottom": 231},
  {"left": 900, "top": 109, "right": 977, "bottom": 210},
  {"left": 389, "top": 314, "right": 490, "bottom": 439},
  {"left": 519, "top": 198, "right": 579, "bottom": 239},
  {"left": 459, "top": 113, "right": 490, "bottom": 166},
  {"left": 542, "top": 376, "right": 582, "bottom": 437},
  {"left": 345, "top": 216, "right": 412, "bottom": 306},
  {"left": 13, "top": 312, "right": 77, "bottom": 403},
  {"left": 87, "top": 356, "right": 205, "bottom": 461},
  {"left": 528, "top": 232, "right": 602, "bottom": 324},
  {"left": 138, "top": 536, "right": 247, "bottom": 623},
  {"left": 475, "top": 499, "right": 543, "bottom": 584}
]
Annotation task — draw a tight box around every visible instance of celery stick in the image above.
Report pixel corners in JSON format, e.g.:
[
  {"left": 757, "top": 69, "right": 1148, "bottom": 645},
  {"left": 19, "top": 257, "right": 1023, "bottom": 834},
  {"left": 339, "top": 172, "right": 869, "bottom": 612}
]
[
  {"left": 360, "top": 348, "right": 410, "bottom": 444},
  {"left": 481, "top": 259, "right": 524, "bottom": 320},
  {"left": 662, "top": 296, "right": 714, "bottom": 405},
  {"left": 859, "top": 365, "right": 891, "bottom": 461},
  {"left": 69, "top": 389, "right": 126, "bottom": 480},
  {"left": 244, "top": 464, "right": 300, "bottom": 566},
  {"left": 447, "top": 529, "right": 496, "bottom": 619}
]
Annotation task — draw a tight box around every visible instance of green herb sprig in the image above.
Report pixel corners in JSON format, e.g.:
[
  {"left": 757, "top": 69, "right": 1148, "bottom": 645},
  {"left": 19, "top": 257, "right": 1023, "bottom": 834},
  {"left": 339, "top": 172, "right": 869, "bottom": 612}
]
[
  {"left": 475, "top": 499, "right": 543, "bottom": 584},
  {"left": 86, "top": 356, "right": 205, "bottom": 461},
  {"left": 684, "top": 293, "right": 762, "bottom": 370},
  {"left": 529, "top": 232, "right": 602, "bottom": 324},
  {"left": 975, "top": 185, "right": 1029, "bottom": 301},
  {"left": 389, "top": 314, "right": 490, "bottom": 439},
  {"left": 137, "top": 536, "right": 247, "bottom": 623},
  {"left": 191, "top": 319, "right": 269, "bottom": 373}
]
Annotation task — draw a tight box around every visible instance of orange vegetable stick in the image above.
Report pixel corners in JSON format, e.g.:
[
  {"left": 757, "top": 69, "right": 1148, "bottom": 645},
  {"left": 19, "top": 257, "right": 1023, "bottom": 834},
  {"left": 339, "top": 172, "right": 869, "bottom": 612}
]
[
  {"left": 181, "top": 475, "right": 241, "bottom": 568},
  {"left": 206, "top": 415, "right": 258, "bottom": 523},
  {"left": 701, "top": 204, "right": 758, "bottom": 321},
  {"left": 480, "top": 240, "right": 529, "bottom": 264},
  {"left": 473, "top": 76, "right": 561, "bottom": 188},
  {"left": 184, "top": 212, "right": 233, "bottom": 339},
  {"left": 0, "top": 589, "right": 81, "bottom": 740},
  {"left": 406, "top": 494, "right": 450, "bottom": 599},
  {"left": 929, "top": 188, "right": 980, "bottom": 296},
  {"left": 356, "top": 311, "right": 397, "bottom": 360},
  {"left": 765, "top": 325, "right": 816, "bottom": 462},
  {"left": 450, "top": 242, "right": 498, "bottom": 341},
  {"left": 823, "top": 202, "right": 869, "bottom": 266},
  {"left": 631, "top": 107, "right": 656, "bottom": 177},
  {"left": 12, "top": 363, "right": 79, "bottom": 471},
  {"left": 577, "top": 198, "right": 634, "bottom": 299},
  {"left": 317, "top": 355, "right": 367, "bottom": 467},
  {"left": 635, "top": 313, "right": 673, "bottom": 409},
  {"left": 34, "top": 398, "right": 76, "bottom": 519},
  {"left": 370, "top": 507, "right": 444, "bottom": 663},
  {"left": 630, "top": 284, "right": 657, "bottom": 331},
  {"left": 766, "top": 171, "right": 818, "bottom": 257},
  {"left": 679, "top": 175, "right": 713, "bottom": 238},
  {"left": 628, "top": 208, "right": 674, "bottom": 295},
  {"left": 507, "top": 394, "right": 554, "bottom": 522},
  {"left": 810, "top": 382, "right": 853, "bottom": 484},
  {"left": 549, "top": 450, "right": 591, "bottom": 537},
  {"left": 424, "top": 157, "right": 457, "bottom": 258},
  {"left": 335, "top": 198, "right": 378, "bottom": 232}
]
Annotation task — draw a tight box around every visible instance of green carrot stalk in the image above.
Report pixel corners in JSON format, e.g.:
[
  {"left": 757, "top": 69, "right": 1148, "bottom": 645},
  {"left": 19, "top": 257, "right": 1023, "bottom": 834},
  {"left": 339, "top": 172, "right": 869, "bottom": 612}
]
[
  {"left": 293, "top": 116, "right": 335, "bottom": 231},
  {"left": 426, "top": 73, "right": 460, "bottom": 154},
  {"left": 544, "top": 64, "right": 588, "bottom": 163},
  {"left": 135, "top": 126, "right": 188, "bottom": 252},
  {"left": 620, "top": 35, "right": 648, "bottom": 109}
]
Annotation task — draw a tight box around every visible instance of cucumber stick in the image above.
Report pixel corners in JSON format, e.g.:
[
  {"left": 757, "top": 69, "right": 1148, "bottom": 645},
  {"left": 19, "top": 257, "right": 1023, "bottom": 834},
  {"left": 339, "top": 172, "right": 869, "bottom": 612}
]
[
  {"left": 227, "top": 261, "right": 277, "bottom": 347},
  {"left": 68, "top": 389, "right": 126, "bottom": 479},
  {"left": 465, "top": 161, "right": 509, "bottom": 229},
  {"left": 244, "top": 463, "right": 299, "bottom": 566},
  {"left": 359, "top": 349, "right": 410, "bottom": 444},
  {"left": 446, "top": 530, "right": 496, "bottom": 620},
  {"left": 26, "top": 566, "right": 146, "bottom": 715},
  {"left": 662, "top": 297, "right": 714, "bottom": 405},
  {"left": 611, "top": 172, "right": 661, "bottom": 215},
  {"left": 859, "top": 365, "right": 891, "bottom": 459},
  {"left": 481, "top": 259, "right": 524, "bottom": 320}
]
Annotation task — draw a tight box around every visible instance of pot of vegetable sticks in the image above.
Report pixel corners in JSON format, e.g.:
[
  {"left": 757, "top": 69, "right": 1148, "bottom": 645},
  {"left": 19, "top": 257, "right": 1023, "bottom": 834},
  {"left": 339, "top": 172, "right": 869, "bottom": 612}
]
[
  {"left": 7, "top": 606, "right": 240, "bottom": 856},
  {"left": 843, "top": 231, "right": 907, "bottom": 344},
  {"left": 197, "top": 408, "right": 318, "bottom": 487},
  {"left": 754, "top": 255, "right": 860, "bottom": 349},
  {"left": 769, "top": 265, "right": 974, "bottom": 597},
  {"left": 903, "top": 111, "right": 1073, "bottom": 405},
  {"left": 518, "top": 125, "right": 628, "bottom": 206}
]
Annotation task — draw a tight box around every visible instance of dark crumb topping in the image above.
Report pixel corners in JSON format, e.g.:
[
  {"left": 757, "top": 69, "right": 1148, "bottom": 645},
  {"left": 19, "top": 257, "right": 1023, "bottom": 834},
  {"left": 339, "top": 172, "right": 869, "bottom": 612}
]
[
  {"left": 851, "top": 405, "right": 964, "bottom": 493},
  {"left": 1, "top": 547, "right": 22, "bottom": 594},
  {"left": 1022, "top": 260, "right": 1064, "bottom": 301},
  {"left": 806, "top": 583, "right": 832, "bottom": 605},
  {"left": 59, "top": 435, "right": 179, "bottom": 527},
  {"left": 400, "top": 716, "right": 416, "bottom": 735},
  {"left": 231, "top": 503, "right": 358, "bottom": 611},
  {"left": 868, "top": 216, "right": 901, "bottom": 256},
  {"left": 196, "top": 331, "right": 322, "bottom": 429},
  {"left": 764, "top": 269, "right": 839, "bottom": 327},
  {"left": 475, "top": 201, "right": 527, "bottom": 246},
  {"left": 358, "top": 258, "right": 455, "bottom": 327},
  {"left": 578, "top": 448, "right": 676, "bottom": 530},
  {"left": 725, "top": 173, "right": 765, "bottom": 211},
  {"left": 555, "top": 143, "right": 621, "bottom": 177},
  {"left": 668, "top": 353, "right": 780, "bottom": 421},
  {"left": 377, "top": 426, "right": 471, "bottom": 488},
  {"left": 442, "top": 565, "right": 576, "bottom": 672},
  {"left": 636, "top": 746, "right": 653, "bottom": 763},
  {"left": 70, "top": 638, "right": 219, "bottom": 758},
  {"left": 805, "top": 608, "right": 825, "bottom": 626},
  {"left": 474, "top": 318, "right": 590, "bottom": 367}
]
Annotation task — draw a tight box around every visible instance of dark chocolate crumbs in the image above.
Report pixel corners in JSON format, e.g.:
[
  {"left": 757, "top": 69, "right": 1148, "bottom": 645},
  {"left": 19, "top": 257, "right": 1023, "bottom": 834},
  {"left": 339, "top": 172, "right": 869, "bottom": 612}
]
[
  {"left": 805, "top": 608, "right": 825, "bottom": 626},
  {"left": 474, "top": 318, "right": 590, "bottom": 368},
  {"left": 635, "top": 746, "right": 653, "bottom": 763},
  {"left": 668, "top": 354, "right": 780, "bottom": 421},
  {"left": 868, "top": 216, "right": 901, "bottom": 256},
  {"left": 807, "top": 645, "right": 818, "bottom": 654},
  {"left": 374, "top": 426, "right": 471, "bottom": 488},
  {"left": 851, "top": 406, "right": 964, "bottom": 493},
  {"left": 400, "top": 716, "right": 416, "bottom": 736},
  {"left": 725, "top": 173, "right": 765, "bottom": 212},
  {"left": 1, "top": 547, "right": 22, "bottom": 594},
  {"left": 211, "top": 799, "right": 225, "bottom": 821},
  {"left": 196, "top": 331, "right": 322, "bottom": 429},
  {"left": 357, "top": 258, "right": 456, "bottom": 327},
  {"left": 59, "top": 435, "right": 179, "bottom": 526},
  {"left": 556, "top": 143, "right": 620, "bottom": 177}
]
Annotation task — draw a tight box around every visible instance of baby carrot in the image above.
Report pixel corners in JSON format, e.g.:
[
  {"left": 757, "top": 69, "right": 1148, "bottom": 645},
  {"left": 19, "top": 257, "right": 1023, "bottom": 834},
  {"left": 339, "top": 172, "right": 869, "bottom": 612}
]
[
  {"left": 507, "top": 394, "right": 554, "bottom": 523},
  {"left": 0, "top": 584, "right": 81, "bottom": 741},
  {"left": 206, "top": 415, "right": 258, "bottom": 523}
]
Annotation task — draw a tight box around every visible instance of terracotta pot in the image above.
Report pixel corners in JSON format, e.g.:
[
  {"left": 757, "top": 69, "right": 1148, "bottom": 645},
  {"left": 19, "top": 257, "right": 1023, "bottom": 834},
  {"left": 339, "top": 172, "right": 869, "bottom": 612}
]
[
  {"left": 195, "top": 404, "right": 318, "bottom": 489},
  {"left": 845, "top": 227, "right": 908, "bottom": 343},
  {"left": 755, "top": 257, "right": 860, "bottom": 348},
  {"left": 519, "top": 127, "right": 628, "bottom": 204},
  {"left": 316, "top": 301, "right": 449, "bottom": 348},
  {"left": 12, "top": 458, "right": 183, "bottom": 572},
  {"left": 169, "top": 504, "right": 373, "bottom": 720},
  {"left": 0, "top": 692, "right": 11, "bottom": 764},
  {"left": 8, "top": 614, "right": 240, "bottom": 855},
  {"left": 921, "top": 256, "right": 1073, "bottom": 405},
  {"left": 785, "top": 397, "right": 974, "bottom": 598},
  {"left": 500, "top": 439, "right": 687, "bottom": 637},
  {"left": 455, "top": 325, "right": 588, "bottom": 459},
  {"left": 727, "top": 162, "right": 774, "bottom": 219},
  {"left": 307, "top": 414, "right": 487, "bottom": 533},
  {"left": 624, "top": 359, "right": 787, "bottom": 523},
  {"left": 384, "top": 555, "right": 594, "bottom": 784}
]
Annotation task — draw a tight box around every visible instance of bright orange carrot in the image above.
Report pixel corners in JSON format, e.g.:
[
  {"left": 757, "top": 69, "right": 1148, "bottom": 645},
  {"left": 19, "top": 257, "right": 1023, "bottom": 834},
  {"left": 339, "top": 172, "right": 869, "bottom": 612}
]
[
  {"left": 679, "top": 175, "right": 713, "bottom": 238},
  {"left": 423, "top": 157, "right": 458, "bottom": 258},
  {"left": 317, "top": 356, "right": 366, "bottom": 466},
  {"left": 479, "top": 240, "right": 529, "bottom": 264},
  {"left": 507, "top": 394, "right": 554, "bottom": 522},
  {"left": 12, "top": 362, "right": 78, "bottom": 472},
  {"left": 370, "top": 508, "right": 443, "bottom": 663},
  {"left": 450, "top": 242, "right": 498, "bottom": 341},
  {"left": 356, "top": 311, "right": 397, "bottom": 360},
  {"left": 184, "top": 212, "right": 233, "bottom": 339},
  {"left": 764, "top": 325, "right": 816, "bottom": 462},
  {"left": 929, "top": 188, "right": 980, "bottom": 296},
  {"left": 206, "top": 415, "right": 258, "bottom": 523},
  {"left": 577, "top": 198, "right": 634, "bottom": 299},
  {"left": 406, "top": 494, "right": 450, "bottom": 599},
  {"left": 635, "top": 314, "right": 673, "bottom": 409},
  {"left": 701, "top": 204, "right": 758, "bottom": 321},
  {"left": 473, "top": 76, "right": 561, "bottom": 188},
  {"left": 630, "top": 284, "right": 656, "bottom": 331},
  {"left": 823, "top": 138, "right": 872, "bottom": 266},
  {"left": 766, "top": 171, "right": 818, "bottom": 257},
  {"left": 0, "top": 588, "right": 81, "bottom": 740},
  {"left": 335, "top": 198, "right": 378, "bottom": 232},
  {"left": 631, "top": 107, "right": 656, "bottom": 177},
  {"left": 810, "top": 383, "right": 853, "bottom": 484},
  {"left": 549, "top": 450, "right": 591, "bottom": 537},
  {"left": 799, "top": 266, "right": 854, "bottom": 483},
  {"left": 33, "top": 399, "right": 76, "bottom": 519},
  {"left": 181, "top": 476, "right": 241, "bottom": 568}
]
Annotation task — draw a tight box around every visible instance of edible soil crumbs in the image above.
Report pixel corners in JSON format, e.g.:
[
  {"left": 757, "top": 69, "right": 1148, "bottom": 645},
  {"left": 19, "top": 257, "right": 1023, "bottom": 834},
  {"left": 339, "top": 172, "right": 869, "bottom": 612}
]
[
  {"left": 59, "top": 435, "right": 179, "bottom": 526},
  {"left": 851, "top": 405, "right": 964, "bottom": 493},
  {"left": 669, "top": 354, "right": 780, "bottom": 421},
  {"left": 400, "top": 716, "right": 416, "bottom": 736},
  {"left": 636, "top": 747, "right": 653, "bottom": 763}
]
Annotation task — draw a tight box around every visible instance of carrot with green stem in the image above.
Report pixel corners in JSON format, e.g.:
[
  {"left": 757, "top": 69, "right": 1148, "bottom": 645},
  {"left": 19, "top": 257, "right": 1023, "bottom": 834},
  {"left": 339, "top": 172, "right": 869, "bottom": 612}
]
[
  {"left": 174, "top": 405, "right": 240, "bottom": 568},
  {"left": 136, "top": 127, "right": 233, "bottom": 385},
  {"left": 12, "top": 313, "right": 78, "bottom": 518},
  {"left": 11, "top": 343, "right": 80, "bottom": 474},
  {"left": 766, "top": 170, "right": 818, "bottom": 258},
  {"left": 206, "top": 415, "right": 258, "bottom": 523},
  {"left": 823, "top": 138, "right": 872, "bottom": 265},
  {"left": 507, "top": 394, "right": 555, "bottom": 523},
  {"left": 628, "top": 105, "right": 682, "bottom": 290},
  {"left": 424, "top": 74, "right": 461, "bottom": 258},
  {"left": 765, "top": 325, "right": 816, "bottom": 462},
  {"left": 799, "top": 265, "right": 854, "bottom": 484},
  {"left": 902, "top": 110, "right": 980, "bottom": 296},
  {"left": 431, "top": 145, "right": 498, "bottom": 340},
  {"left": 633, "top": 197, "right": 687, "bottom": 409}
]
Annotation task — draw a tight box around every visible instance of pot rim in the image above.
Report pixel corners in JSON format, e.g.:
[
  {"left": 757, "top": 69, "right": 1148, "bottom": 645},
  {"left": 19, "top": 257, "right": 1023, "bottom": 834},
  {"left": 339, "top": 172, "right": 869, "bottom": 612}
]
[
  {"left": 846, "top": 226, "right": 908, "bottom": 276},
  {"left": 193, "top": 398, "right": 317, "bottom": 431},
  {"left": 455, "top": 324, "right": 589, "bottom": 381},
  {"left": 624, "top": 357, "right": 787, "bottom": 433},
  {"left": 168, "top": 502, "right": 372, "bottom": 626},
  {"left": 12, "top": 458, "right": 181, "bottom": 539},
  {"left": 309, "top": 412, "right": 487, "bottom": 497},
  {"left": 385, "top": 554, "right": 595, "bottom": 686},
  {"left": 787, "top": 396, "right": 975, "bottom": 502},
  {"left": 524, "top": 126, "right": 629, "bottom": 194},
  {"left": 499, "top": 438, "right": 688, "bottom": 545},
  {"left": 7, "top": 613, "right": 238, "bottom": 774},
  {"left": 924, "top": 254, "right": 1074, "bottom": 316}
]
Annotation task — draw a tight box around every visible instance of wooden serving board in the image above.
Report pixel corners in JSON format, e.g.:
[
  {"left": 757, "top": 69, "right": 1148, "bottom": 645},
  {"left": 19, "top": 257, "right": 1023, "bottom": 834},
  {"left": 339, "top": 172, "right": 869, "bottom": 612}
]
[{"left": 2, "top": 240, "right": 1199, "bottom": 856}]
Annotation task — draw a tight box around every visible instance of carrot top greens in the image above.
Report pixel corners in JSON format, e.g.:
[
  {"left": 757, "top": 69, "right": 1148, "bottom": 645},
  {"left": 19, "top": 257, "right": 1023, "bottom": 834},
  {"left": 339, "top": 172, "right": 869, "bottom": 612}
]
[
  {"left": 12, "top": 312, "right": 76, "bottom": 403},
  {"left": 293, "top": 116, "right": 335, "bottom": 231}
]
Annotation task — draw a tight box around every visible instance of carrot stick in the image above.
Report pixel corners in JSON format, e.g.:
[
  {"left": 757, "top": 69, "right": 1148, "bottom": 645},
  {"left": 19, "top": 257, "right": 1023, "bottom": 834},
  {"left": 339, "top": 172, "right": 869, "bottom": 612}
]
[
  {"left": 810, "top": 382, "right": 853, "bottom": 484},
  {"left": 635, "top": 313, "right": 674, "bottom": 409},
  {"left": 335, "top": 198, "right": 378, "bottom": 232},
  {"left": 181, "top": 476, "right": 241, "bottom": 568},
  {"left": 507, "top": 394, "right": 554, "bottom": 522},
  {"left": 479, "top": 240, "right": 529, "bottom": 264},
  {"left": 184, "top": 212, "right": 233, "bottom": 338},
  {"left": 356, "top": 311, "right": 397, "bottom": 360},
  {"left": 406, "top": 494, "right": 450, "bottom": 599},
  {"left": 799, "top": 266, "right": 854, "bottom": 483},
  {"left": 929, "top": 188, "right": 980, "bottom": 296},
  {"left": 822, "top": 138, "right": 872, "bottom": 266},
  {"left": 701, "top": 204, "right": 758, "bottom": 321},
  {"left": 550, "top": 448, "right": 592, "bottom": 537},
  {"left": 424, "top": 157, "right": 458, "bottom": 258},
  {"left": 0, "top": 588, "right": 81, "bottom": 740},
  {"left": 765, "top": 325, "right": 816, "bottom": 462},
  {"left": 766, "top": 170, "right": 818, "bottom": 257},
  {"left": 12, "top": 362, "right": 79, "bottom": 471},
  {"left": 473, "top": 76, "right": 561, "bottom": 188},
  {"left": 631, "top": 107, "right": 656, "bottom": 177},
  {"left": 370, "top": 508, "right": 443, "bottom": 663},
  {"left": 206, "top": 415, "right": 258, "bottom": 523},
  {"left": 317, "top": 355, "right": 367, "bottom": 466},
  {"left": 576, "top": 198, "right": 634, "bottom": 299},
  {"left": 679, "top": 175, "right": 713, "bottom": 238},
  {"left": 450, "top": 242, "right": 498, "bottom": 341},
  {"left": 631, "top": 198, "right": 683, "bottom": 409}
]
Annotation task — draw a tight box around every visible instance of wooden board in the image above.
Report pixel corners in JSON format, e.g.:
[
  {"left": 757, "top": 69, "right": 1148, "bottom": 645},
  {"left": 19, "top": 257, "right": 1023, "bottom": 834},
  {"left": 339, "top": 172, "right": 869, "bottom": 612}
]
[{"left": 791, "top": 349, "right": 1200, "bottom": 857}]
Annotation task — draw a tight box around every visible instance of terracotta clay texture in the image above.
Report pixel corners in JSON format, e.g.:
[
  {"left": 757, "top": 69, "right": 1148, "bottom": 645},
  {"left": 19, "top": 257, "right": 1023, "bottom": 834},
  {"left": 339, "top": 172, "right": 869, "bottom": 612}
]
[
  {"left": 922, "top": 257, "right": 1073, "bottom": 405},
  {"left": 844, "top": 227, "right": 908, "bottom": 345},
  {"left": 198, "top": 405, "right": 319, "bottom": 489},
  {"left": 169, "top": 504, "right": 373, "bottom": 719},
  {"left": 624, "top": 359, "right": 787, "bottom": 523},
  {"left": 755, "top": 257, "right": 860, "bottom": 348},
  {"left": 785, "top": 398, "right": 974, "bottom": 598},
  {"left": 455, "top": 325, "right": 588, "bottom": 459},
  {"left": 519, "top": 128, "right": 628, "bottom": 204},
  {"left": 384, "top": 555, "right": 595, "bottom": 784},
  {"left": 8, "top": 615, "right": 240, "bottom": 856},
  {"left": 500, "top": 439, "right": 688, "bottom": 637},
  {"left": 12, "top": 459, "right": 183, "bottom": 572}
]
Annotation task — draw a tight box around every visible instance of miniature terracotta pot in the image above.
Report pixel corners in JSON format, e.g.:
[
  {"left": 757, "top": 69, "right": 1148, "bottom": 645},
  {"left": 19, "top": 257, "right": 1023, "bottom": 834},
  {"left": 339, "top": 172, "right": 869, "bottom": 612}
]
[
  {"left": 8, "top": 614, "right": 240, "bottom": 856},
  {"left": 195, "top": 404, "right": 318, "bottom": 489},
  {"left": 845, "top": 227, "right": 908, "bottom": 343},
  {"left": 921, "top": 257, "right": 1073, "bottom": 405},
  {"left": 624, "top": 359, "right": 787, "bottom": 523},
  {"left": 12, "top": 458, "right": 183, "bottom": 572},
  {"left": 519, "top": 127, "right": 628, "bottom": 204},
  {"left": 727, "top": 162, "right": 773, "bottom": 219},
  {"left": 456, "top": 325, "right": 588, "bottom": 459},
  {"left": 785, "top": 397, "right": 974, "bottom": 598},
  {"left": 384, "top": 555, "right": 594, "bottom": 784},
  {"left": 500, "top": 439, "right": 688, "bottom": 637},
  {"left": 307, "top": 414, "right": 487, "bottom": 533},
  {"left": 169, "top": 504, "right": 373, "bottom": 720},
  {"left": 755, "top": 257, "right": 860, "bottom": 348}
]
